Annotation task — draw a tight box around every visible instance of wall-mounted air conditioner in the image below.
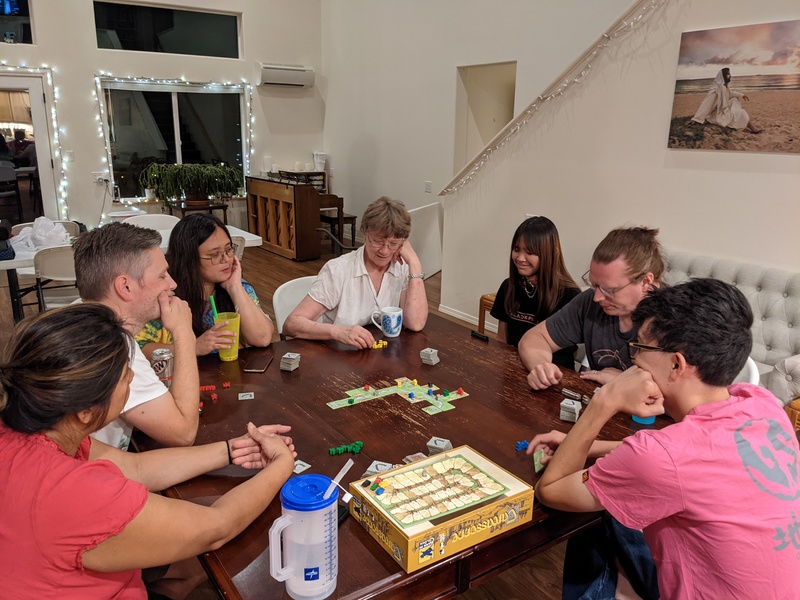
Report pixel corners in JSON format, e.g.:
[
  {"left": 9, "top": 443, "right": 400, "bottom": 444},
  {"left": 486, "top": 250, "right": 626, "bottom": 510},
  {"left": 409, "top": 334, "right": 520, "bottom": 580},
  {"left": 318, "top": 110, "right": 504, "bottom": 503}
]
[{"left": 259, "top": 63, "right": 315, "bottom": 88}]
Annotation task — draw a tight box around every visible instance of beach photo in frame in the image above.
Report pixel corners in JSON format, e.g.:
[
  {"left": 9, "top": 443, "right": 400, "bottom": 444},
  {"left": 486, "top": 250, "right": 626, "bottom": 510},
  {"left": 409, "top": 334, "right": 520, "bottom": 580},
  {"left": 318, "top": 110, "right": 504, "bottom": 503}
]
[{"left": 668, "top": 19, "right": 800, "bottom": 154}]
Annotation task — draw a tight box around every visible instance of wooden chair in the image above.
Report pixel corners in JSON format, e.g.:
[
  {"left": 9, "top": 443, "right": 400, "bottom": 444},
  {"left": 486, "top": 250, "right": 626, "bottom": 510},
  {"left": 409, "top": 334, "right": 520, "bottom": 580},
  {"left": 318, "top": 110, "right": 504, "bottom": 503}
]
[
  {"left": 318, "top": 194, "right": 357, "bottom": 252},
  {"left": 478, "top": 293, "right": 496, "bottom": 334},
  {"left": 786, "top": 398, "right": 800, "bottom": 432}
]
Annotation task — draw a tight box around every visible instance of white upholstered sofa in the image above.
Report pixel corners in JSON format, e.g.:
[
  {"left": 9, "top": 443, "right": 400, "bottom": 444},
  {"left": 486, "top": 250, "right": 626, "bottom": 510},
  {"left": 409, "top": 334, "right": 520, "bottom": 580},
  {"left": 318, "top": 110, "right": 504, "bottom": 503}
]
[{"left": 663, "top": 250, "right": 800, "bottom": 408}]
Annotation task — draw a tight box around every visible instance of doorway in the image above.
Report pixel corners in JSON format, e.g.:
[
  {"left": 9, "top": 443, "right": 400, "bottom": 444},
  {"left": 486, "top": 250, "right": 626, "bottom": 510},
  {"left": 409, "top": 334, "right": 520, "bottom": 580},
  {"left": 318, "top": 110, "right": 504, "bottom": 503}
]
[
  {"left": 0, "top": 73, "right": 57, "bottom": 224},
  {"left": 454, "top": 62, "right": 517, "bottom": 173}
]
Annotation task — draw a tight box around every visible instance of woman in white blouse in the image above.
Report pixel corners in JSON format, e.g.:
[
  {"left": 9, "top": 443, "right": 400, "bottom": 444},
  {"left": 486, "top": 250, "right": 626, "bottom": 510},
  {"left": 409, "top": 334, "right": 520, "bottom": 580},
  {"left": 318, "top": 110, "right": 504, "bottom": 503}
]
[{"left": 283, "top": 196, "right": 428, "bottom": 348}]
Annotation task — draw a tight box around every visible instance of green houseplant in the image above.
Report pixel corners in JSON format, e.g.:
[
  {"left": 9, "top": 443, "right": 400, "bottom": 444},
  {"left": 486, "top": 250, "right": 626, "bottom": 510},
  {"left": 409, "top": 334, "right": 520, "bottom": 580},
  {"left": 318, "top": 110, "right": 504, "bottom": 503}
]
[{"left": 138, "top": 163, "right": 243, "bottom": 205}]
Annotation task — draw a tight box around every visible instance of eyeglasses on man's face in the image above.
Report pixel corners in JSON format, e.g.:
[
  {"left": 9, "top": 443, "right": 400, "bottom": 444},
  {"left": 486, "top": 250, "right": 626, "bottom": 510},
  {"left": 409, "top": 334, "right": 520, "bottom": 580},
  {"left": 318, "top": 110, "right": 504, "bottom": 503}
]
[
  {"left": 366, "top": 234, "right": 404, "bottom": 251},
  {"left": 628, "top": 340, "right": 676, "bottom": 358},
  {"left": 200, "top": 243, "right": 237, "bottom": 265},
  {"left": 582, "top": 270, "right": 645, "bottom": 299}
]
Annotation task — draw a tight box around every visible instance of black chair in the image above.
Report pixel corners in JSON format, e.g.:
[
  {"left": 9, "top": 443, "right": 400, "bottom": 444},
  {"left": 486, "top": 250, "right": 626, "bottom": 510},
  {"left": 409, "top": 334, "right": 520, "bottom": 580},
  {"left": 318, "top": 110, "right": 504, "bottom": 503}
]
[{"left": 0, "top": 165, "right": 22, "bottom": 222}]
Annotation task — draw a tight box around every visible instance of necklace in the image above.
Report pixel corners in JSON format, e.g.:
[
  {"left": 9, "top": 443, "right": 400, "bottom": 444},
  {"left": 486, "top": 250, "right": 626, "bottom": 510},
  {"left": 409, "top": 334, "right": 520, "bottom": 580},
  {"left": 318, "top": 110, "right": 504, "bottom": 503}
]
[{"left": 521, "top": 277, "right": 538, "bottom": 299}]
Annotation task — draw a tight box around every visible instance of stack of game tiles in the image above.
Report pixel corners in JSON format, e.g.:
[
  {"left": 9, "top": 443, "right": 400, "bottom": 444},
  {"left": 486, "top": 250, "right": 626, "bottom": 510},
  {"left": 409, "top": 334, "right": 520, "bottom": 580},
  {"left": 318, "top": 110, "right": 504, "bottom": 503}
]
[
  {"left": 559, "top": 399, "right": 582, "bottom": 423},
  {"left": 402, "top": 452, "right": 428, "bottom": 464},
  {"left": 426, "top": 436, "right": 453, "bottom": 455},
  {"left": 420, "top": 347, "right": 440, "bottom": 365},
  {"left": 279, "top": 352, "right": 301, "bottom": 371},
  {"left": 361, "top": 460, "right": 395, "bottom": 479}
]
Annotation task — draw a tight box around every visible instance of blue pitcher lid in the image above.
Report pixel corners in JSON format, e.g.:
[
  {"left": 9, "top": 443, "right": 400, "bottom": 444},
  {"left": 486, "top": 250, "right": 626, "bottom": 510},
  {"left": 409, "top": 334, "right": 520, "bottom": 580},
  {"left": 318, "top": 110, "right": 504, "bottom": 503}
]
[{"left": 280, "top": 474, "right": 338, "bottom": 512}]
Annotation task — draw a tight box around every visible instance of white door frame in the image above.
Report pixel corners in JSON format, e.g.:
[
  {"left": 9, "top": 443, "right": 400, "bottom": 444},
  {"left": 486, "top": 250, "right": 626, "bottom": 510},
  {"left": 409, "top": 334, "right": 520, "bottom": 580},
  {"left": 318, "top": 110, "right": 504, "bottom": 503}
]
[{"left": 0, "top": 72, "right": 60, "bottom": 220}]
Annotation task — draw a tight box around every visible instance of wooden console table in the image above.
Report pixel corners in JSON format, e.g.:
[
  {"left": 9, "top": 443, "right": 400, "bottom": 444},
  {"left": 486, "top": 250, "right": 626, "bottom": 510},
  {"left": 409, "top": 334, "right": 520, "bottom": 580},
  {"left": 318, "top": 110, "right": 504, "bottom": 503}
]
[
  {"left": 245, "top": 176, "right": 324, "bottom": 260},
  {"left": 167, "top": 200, "right": 229, "bottom": 224}
]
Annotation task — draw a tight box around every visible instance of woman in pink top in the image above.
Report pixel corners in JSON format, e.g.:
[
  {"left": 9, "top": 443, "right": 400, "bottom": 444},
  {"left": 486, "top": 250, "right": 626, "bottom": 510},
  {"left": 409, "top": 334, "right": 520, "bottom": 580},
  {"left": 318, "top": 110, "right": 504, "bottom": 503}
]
[{"left": 0, "top": 303, "right": 296, "bottom": 599}]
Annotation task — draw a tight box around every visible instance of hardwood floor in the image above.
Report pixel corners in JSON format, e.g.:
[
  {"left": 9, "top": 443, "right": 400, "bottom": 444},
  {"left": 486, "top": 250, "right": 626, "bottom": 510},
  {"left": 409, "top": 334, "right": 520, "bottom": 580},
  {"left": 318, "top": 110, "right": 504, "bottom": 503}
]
[{"left": 0, "top": 243, "right": 565, "bottom": 600}]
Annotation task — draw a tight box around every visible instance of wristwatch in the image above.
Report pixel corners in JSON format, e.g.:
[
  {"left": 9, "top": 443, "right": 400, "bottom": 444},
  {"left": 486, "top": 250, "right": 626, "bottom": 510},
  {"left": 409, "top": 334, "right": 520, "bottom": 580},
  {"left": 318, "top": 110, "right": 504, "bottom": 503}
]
[{"left": 408, "top": 273, "right": 425, "bottom": 279}]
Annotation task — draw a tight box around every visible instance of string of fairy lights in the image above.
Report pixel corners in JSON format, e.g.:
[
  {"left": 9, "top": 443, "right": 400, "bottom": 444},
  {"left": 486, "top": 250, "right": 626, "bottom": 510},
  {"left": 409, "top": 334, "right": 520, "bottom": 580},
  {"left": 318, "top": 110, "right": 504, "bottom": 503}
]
[
  {"left": 0, "top": 62, "right": 69, "bottom": 219},
  {"left": 441, "top": 0, "right": 668, "bottom": 195},
  {"left": 93, "top": 74, "right": 254, "bottom": 223}
]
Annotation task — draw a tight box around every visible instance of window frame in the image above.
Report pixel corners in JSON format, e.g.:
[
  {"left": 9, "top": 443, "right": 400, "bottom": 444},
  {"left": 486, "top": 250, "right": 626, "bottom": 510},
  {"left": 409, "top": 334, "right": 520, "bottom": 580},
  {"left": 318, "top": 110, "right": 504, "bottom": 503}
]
[
  {"left": 97, "top": 77, "right": 251, "bottom": 197},
  {"left": 93, "top": 1, "right": 242, "bottom": 60}
]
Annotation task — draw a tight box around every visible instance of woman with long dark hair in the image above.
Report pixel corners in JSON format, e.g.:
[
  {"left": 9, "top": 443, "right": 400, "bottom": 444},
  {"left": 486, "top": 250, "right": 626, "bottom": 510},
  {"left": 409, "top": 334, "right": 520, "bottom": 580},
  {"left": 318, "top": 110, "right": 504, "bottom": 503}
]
[
  {"left": 0, "top": 304, "right": 294, "bottom": 598},
  {"left": 490, "top": 216, "right": 580, "bottom": 368},
  {"left": 137, "top": 213, "right": 273, "bottom": 356}
]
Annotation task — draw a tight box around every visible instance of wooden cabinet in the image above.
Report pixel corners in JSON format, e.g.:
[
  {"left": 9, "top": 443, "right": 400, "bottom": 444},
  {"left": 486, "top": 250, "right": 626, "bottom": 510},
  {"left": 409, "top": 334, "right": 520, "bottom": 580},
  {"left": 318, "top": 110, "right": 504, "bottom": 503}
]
[{"left": 246, "top": 176, "right": 323, "bottom": 261}]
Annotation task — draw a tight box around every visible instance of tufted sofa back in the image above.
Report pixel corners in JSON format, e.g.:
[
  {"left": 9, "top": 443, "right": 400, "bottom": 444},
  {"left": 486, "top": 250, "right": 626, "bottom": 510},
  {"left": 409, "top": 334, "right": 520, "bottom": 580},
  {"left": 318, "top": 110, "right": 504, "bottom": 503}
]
[{"left": 663, "top": 250, "right": 800, "bottom": 376}]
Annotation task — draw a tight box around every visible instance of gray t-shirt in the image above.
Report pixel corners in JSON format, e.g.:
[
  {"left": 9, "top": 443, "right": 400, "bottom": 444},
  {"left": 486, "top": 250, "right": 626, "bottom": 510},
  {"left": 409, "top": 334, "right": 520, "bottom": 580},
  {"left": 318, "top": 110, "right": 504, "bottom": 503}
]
[{"left": 545, "top": 289, "right": 637, "bottom": 371}]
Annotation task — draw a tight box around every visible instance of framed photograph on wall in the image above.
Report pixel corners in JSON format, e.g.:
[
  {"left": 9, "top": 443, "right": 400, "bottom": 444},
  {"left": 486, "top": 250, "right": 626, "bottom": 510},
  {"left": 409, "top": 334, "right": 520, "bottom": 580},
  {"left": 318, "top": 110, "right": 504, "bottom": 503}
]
[{"left": 668, "top": 20, "right": 800, "bottom": 154}]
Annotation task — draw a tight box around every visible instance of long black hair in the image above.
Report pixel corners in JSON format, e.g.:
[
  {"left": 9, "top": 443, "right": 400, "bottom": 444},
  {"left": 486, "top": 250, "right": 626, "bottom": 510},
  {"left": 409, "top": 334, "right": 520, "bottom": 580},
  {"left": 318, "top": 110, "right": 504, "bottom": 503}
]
[
  {"left": 0, "top": 304, "right": 133, "bottom": 433},
  {"left": 166, "top": 213, "right": 235, "bottom": 336},
  {"left": 504, "top": 216, "right": 577, "bottom": 317}
]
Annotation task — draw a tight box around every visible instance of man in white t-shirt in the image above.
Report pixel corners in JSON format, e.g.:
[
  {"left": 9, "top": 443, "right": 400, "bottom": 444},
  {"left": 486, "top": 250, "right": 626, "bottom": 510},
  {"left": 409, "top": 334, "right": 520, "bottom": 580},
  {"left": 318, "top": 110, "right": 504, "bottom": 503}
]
[{"left": 73, "top": 222, "right": 199, "bottom": 450}]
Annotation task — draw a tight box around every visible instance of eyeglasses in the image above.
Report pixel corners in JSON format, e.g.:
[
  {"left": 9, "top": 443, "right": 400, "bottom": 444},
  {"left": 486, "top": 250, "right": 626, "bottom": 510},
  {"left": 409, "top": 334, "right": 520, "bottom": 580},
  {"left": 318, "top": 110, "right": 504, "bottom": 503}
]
[
  {"left": 200, "top": 243, "right": 237, "bottom": 265},
  {"left": 582, "top": 270, "right": 645, "bottom": 299},
  {"left": 366, "top": 235, "right": 404, "bottom": 251},
  {"left": 628, "top": 340, "right": 676, "bottom": 358}
]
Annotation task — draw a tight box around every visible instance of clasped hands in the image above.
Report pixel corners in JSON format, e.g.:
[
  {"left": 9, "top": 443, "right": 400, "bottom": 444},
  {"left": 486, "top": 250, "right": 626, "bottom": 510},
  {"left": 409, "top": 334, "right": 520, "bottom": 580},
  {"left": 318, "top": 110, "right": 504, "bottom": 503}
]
[
  {"left": 228, "top": 423, "right": 297, "bottom": 469},
  {"left": 527, "top": 366, "right": 665, "bottom": 465}
]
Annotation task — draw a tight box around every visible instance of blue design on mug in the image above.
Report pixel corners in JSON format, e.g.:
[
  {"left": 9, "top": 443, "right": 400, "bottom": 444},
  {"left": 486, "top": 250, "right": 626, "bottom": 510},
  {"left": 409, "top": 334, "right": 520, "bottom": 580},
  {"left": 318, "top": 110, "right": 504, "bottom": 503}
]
[
  {"left": 304, "top": 567, "right": 320, "bottom": 581},
  {"left": 383, "top": 313, "right": 402, "bottom": 335}
]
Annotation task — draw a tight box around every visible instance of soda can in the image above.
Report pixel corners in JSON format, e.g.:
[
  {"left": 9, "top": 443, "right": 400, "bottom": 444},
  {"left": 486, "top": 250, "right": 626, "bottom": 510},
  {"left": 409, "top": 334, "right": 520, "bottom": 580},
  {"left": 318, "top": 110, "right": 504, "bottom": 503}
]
[{"left": 151, "top": 348, "right": 174, "bottom": 389}]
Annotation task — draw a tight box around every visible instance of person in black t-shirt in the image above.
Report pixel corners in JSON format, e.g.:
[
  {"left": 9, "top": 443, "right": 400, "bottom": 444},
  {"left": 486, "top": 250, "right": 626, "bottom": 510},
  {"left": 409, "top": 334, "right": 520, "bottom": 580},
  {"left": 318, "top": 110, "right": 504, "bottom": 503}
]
[{"left": 490, "top": 216, "right": 580, "bottom": 369}]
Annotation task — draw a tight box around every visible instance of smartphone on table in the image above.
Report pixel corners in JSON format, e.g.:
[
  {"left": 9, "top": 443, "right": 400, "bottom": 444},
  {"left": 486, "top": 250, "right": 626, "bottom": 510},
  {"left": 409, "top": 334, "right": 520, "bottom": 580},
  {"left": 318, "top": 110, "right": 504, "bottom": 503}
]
[{"left": 243, "top": 354, "right": 273, "bottom": 373}]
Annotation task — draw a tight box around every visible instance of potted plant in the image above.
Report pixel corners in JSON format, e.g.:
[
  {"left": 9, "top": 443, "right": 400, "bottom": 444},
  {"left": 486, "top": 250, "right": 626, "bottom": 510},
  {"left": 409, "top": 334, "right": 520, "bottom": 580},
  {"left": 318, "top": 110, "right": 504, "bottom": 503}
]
[{"left": 138, "top": 163, "right": 243, "bottom": 206}]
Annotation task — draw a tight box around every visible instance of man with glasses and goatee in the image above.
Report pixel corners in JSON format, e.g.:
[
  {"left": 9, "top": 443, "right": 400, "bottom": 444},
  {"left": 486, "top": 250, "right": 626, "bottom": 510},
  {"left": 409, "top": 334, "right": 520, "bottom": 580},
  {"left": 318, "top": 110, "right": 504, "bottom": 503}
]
[{"left": 519, "top": 226, "right": 664, "bottom": 391}]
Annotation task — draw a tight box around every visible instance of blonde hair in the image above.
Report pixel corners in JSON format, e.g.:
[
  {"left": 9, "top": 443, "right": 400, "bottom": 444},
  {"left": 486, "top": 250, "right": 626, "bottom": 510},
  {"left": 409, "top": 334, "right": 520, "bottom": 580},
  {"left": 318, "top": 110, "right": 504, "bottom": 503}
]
[
  {"left": 360, "top": 196, "right": 411, "bottom": 239},
  {"left": 592, "top": 226, "right": 664, "bottom": 283}
]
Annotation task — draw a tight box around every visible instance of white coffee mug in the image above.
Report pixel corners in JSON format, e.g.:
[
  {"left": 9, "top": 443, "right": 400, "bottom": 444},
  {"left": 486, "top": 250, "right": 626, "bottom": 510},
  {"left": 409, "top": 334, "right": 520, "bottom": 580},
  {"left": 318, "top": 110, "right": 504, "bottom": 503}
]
[{"left": 371, "top": 306, "right": 403, "bottom": 337}]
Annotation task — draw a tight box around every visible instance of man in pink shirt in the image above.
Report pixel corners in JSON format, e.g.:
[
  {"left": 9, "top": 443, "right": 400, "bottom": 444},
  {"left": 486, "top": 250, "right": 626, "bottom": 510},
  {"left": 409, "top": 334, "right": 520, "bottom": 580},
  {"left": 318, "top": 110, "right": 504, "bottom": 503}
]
[{"left": 532, "top": 278, "right": 800, "bottom": 600}]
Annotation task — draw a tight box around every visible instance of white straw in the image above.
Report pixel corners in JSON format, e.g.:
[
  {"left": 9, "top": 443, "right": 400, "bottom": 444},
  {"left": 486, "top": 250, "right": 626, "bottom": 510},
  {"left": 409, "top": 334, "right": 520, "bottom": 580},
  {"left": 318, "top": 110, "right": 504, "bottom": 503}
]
[{"left": 324, "top": 458, "right": 354, "bottom": 500}]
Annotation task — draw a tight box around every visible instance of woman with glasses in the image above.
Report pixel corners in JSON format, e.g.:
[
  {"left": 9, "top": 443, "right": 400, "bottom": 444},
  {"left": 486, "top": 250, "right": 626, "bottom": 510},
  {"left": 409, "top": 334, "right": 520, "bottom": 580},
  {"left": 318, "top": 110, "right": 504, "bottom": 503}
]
[
  {"left": 284, "top": 196, "right": 428, "bottom": 348},
  {"left": 137, "top": 213, "right": 273, "bottom": 356},
  {"left": 490, "top": 216, "right": 580, "bottom": 367},
  {"left": 519, "top": 226, "right": 664, "bottom": 391}
]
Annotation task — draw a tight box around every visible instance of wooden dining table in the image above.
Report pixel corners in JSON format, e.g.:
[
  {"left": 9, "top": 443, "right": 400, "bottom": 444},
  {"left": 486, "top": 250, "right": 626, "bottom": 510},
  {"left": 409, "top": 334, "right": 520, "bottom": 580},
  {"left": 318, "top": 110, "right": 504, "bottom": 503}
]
[{"left": 134, "top": 314, "right": 664, "bottom": 599}]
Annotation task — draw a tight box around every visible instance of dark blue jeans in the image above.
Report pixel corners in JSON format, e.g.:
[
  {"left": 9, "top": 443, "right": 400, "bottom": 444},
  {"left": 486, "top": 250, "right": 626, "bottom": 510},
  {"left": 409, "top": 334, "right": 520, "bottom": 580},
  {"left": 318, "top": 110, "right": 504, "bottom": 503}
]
[{"left": 562, "top": 516, "right": 660, "bottom": 600}]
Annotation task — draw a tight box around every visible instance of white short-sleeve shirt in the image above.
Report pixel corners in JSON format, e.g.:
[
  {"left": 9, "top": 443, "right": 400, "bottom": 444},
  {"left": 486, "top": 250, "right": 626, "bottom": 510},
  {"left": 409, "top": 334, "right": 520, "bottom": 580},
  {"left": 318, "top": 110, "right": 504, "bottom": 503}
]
[
  {"left": 91, "top": 343, "right": 167, "bottom": 451},
  {"left": 308, "top": 245, "right": 409, "bottom": 327}
]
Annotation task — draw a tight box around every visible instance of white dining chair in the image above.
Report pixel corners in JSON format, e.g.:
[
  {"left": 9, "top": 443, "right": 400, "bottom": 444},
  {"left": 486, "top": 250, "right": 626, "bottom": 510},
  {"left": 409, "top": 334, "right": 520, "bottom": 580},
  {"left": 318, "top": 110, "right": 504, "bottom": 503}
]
[
  {"left": 12, "top": 220, "right": 80, "bottom": 237},
  {"left": 122, "top": 214, "right": 181, "bottom": 229},
  {"left": 732, "top": 356, "right": 760, "bottom": 385},
  {"left": 34, "top": 245, "right": 80, "bottom": 311},
  {"left": 230, "top": 235, "right": 245, "bottom": 260},
  {"left": 272, "top": 276, "right": 318, "bottom": 340}
]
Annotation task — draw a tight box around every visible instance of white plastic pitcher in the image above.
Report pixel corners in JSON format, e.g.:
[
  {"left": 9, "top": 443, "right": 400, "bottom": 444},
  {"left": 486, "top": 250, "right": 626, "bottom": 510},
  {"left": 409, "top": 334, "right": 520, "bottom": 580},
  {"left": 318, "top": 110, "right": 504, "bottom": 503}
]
[{"left": 269, "top": 474, "right": 338, "bottom": 600}]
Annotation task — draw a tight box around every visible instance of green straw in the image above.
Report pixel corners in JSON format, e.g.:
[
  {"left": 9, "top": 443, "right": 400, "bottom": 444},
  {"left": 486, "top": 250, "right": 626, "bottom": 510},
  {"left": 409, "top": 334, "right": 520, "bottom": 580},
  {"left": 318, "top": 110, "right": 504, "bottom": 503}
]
[{"left": 209, "top": 295, "right": 219, "bottom": 319}]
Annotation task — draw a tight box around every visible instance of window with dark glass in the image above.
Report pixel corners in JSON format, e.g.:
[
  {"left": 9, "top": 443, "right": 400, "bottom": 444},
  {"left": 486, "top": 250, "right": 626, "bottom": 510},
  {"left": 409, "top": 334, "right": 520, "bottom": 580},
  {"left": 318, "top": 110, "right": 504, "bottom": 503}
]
[
  {"left": 103, "top": 86, "right": 243, "bottom": 197},
  {"left": 0, "top": 0, "right": 32, "bottom": 45},
  {"left": 94, "top": 2, "right": 238, "bottom": 59}
]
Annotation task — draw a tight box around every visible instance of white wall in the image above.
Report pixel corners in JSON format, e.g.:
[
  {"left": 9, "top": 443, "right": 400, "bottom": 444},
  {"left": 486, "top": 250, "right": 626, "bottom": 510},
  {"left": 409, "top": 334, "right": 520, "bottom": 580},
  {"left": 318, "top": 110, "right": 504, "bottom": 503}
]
[
  {"left": 0, "top": 0, "right": 323, "bottom": 227},
  {"left": 321, "top": 0, "right": 633, "bottom": 221},
  {"left": 436, "top": 0, "right": 800, "bottom": 324}
]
